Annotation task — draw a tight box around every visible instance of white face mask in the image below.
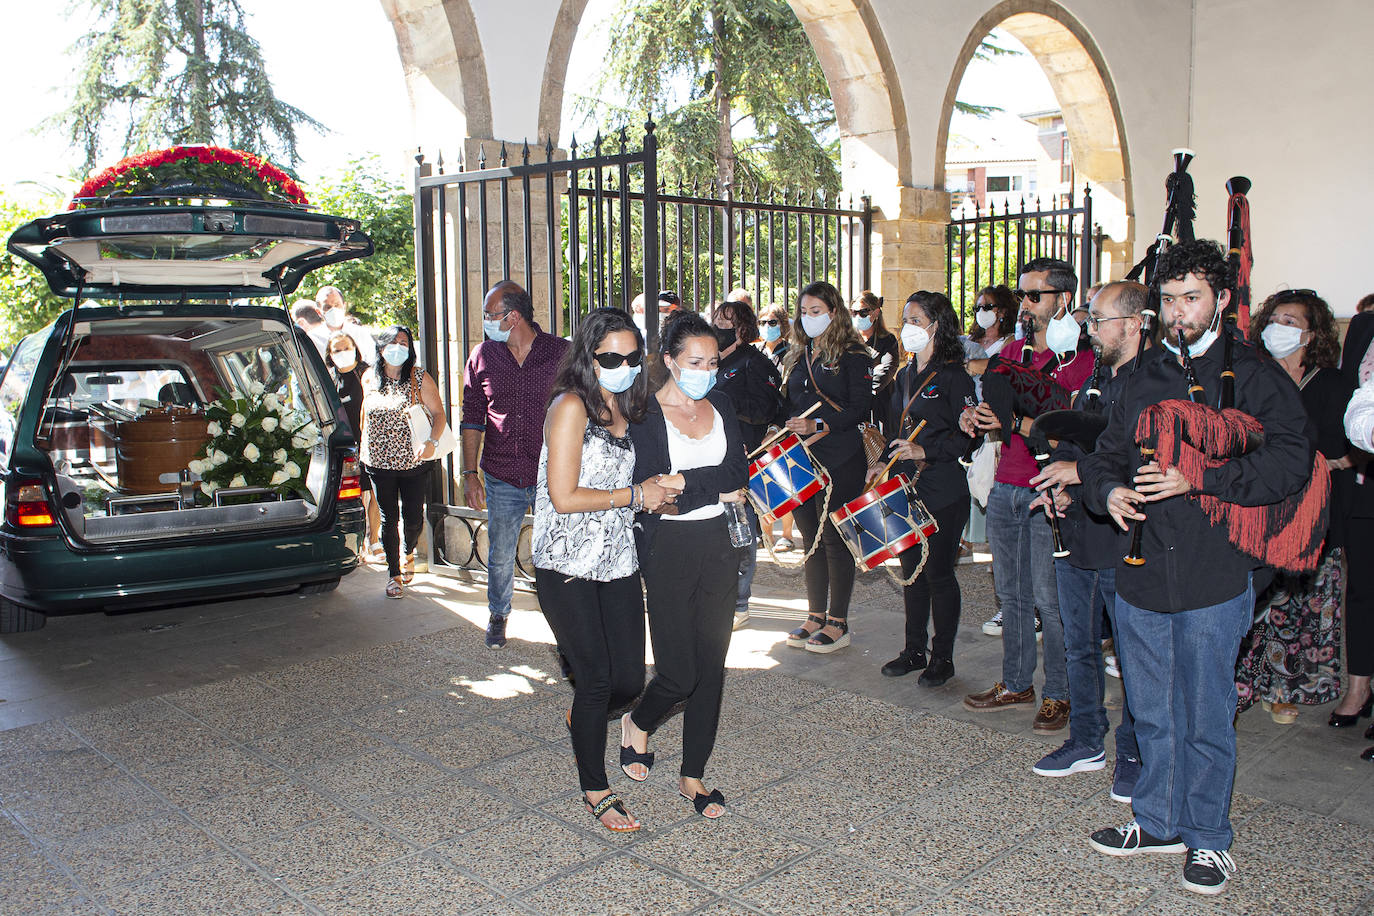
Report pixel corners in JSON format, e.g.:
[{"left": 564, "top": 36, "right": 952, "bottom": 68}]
[
  {"left": 1163, "top": 305, "right": 1224, "bottom": 359},
  {"left": 901, "top": 323, "right": 930, "bottom": 355},
  {"left": 975, "top": 308, "right": 998, "bottom": 330},
  {"left": 1261, "top": 323, "right": 1306, "bottom": 359},
  {"left": 331, "top": 350, "right": 358, "bottom": 373},
  {"left": 324, "top": 308, "right": 346, "bottom": 329},
  {"left": 800, "top": 312, "right": 832, "bottom": 339},
  {"left": 1045, "top": 306, "right": 1081, "bottom": 354}
]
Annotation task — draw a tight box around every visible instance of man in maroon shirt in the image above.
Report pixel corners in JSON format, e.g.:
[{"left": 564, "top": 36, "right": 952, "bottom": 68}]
[
  {"left": 461, "top": 281, "right": 570, "bottom": 648},
  {"left": 959, "top": 258, "right": 1095, "bottom": 732}
]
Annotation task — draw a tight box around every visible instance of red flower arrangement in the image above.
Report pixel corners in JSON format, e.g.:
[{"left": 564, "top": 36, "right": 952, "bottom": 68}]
[{"left": 69, "top": 146, "right": 308, "bottom": 209}]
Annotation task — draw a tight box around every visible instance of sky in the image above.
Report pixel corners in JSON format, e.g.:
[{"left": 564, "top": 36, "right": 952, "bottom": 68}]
[{"left": 0, "top": 3, "right": 1055, "bottom": 202}]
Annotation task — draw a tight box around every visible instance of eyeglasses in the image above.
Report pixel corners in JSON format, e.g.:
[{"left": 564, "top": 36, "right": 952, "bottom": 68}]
[
  {"left": 1086, "top": 315, "right": 1132, "bottom": 330},
  {"left": 761, "top": 319, "right": 781, "bottom": 327},
  {"left": 594, "top": 350, "right": 644, "bottom": 370},
  {"left": 1013, "top": 289, "right": 1072, "bottom": 303},
  {"left": 482, "top": 309, "right": 510, "bottom": 321}
]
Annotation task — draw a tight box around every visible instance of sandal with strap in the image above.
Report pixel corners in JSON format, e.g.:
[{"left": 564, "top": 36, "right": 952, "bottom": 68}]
[
  {"left": 584, "top": 792, "right": 640, "bottom": 832},
  {"left": 786, "top": 614, "right": 827, "bottom": 648},
  {"left": 680, "top": 787, "right": 726, "bottom": 819},
  {"left": 401, "top": 553, "right": 416, "bottom": 585},
  {"left": 385, "top": 577, "right": 404, "bottom": 599},
  {"left": 806, "top": 617, "right": 851, "bottom": 654},
  {"left": 619, "top": 713, "right": 654, "bottom": 781}
]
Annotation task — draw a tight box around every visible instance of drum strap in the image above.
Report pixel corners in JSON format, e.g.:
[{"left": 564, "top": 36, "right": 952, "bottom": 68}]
[
  {"left": 803, "top": 351, "right": 836, "bottom": 447},
  {"left": 896, "top": 367, "right": 939, "bottom": 437}
]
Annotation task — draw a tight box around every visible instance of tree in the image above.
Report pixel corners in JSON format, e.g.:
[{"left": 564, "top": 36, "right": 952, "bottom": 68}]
[
  {"left": 574, "top": 2, "right": 1018, "bottom": 197},
  {"left": 579, "top": 0, "right": 840, "bottom": 196},
  {"left": 302, "top": 157, "right": 416, "bottom": 332},
  {"left": 0, "top": 192, "right": 71, "bottom": 352},
  {"left": 52, "top": 0, "right": 324, "bottom": 173}
]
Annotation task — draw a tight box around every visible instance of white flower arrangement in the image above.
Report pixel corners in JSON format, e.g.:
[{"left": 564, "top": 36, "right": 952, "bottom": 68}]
[{"left": 193, "top": 388, "right": 321, "bottom": 502}]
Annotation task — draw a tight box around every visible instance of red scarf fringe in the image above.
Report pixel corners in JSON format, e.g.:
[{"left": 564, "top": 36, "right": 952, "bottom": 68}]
[{"left": 1136, "top": 400, "right": 1329, "bottom": 573}]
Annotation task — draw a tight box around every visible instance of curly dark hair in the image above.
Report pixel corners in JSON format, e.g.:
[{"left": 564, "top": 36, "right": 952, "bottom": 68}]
[
  {"left": 905, "top": 290, "right": 965, "bottom": 368},
  {"left": 1152, "top": 238, "right": 1234, "bottom": 297},
  {"left": 547, "top": 307, "right": 648, "bottom": 426},
  {"left": 1249, "top": 290, "right": 1340, "bottom": 370}
]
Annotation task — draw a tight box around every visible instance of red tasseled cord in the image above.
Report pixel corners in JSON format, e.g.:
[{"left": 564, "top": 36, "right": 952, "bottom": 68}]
[{"left": 1136, "top": 400, "right": 1330, "bottom": 573}]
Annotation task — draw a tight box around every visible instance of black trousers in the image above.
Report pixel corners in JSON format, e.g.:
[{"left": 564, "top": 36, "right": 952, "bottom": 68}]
[
  {"left": 792, "top": 450, "right": 866, "bottom": 621},
  {"left": 1345, "top": 517, "right": 1374, "bottom": 676},
  {"left": 533, "top": 569, "right": 646, "bottom": 792},
  {"left": 899, "top": 497, "right": 971, "bottom": 661},
  {"left": 632, "top": 516, "right": 737, "bottom": 780},
  {"left": 370, "top": 469, "right": 427, "bottom": 578}
]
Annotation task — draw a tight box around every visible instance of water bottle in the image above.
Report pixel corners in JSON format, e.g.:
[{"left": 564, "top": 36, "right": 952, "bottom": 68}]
[{"left": 724, "top": 500, "right": 754, "bottom": 548}]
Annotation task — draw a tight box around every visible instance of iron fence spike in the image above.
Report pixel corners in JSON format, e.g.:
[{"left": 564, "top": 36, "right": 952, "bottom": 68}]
[
  {"left": 478, "top": 143, "right": 487, "bottom": 168},
  {"left": 521, "top": 139, "right": 530, "bottom": 165},
  {"left": 499, "top": 142, "right": 508, "bottom": 166},
  {"left": 436, "top": 149, "right": 444, "bottom": 175},
  {"left": 414, "top": 147, "right": 424, "bottom": 166}
]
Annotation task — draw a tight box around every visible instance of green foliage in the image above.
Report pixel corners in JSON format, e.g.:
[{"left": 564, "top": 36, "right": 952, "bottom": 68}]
[
  {"left": 302, "top": 157, "right": 416, "bottom": 332},
  {"left": 0, "top": 192, "right": 71, "bottom": 352},
  {"left": 53, "top": 0, "right": 324, "bottom": 173},
  {"left": 575, "top": 0, "right": 840, "bottom": 196}
]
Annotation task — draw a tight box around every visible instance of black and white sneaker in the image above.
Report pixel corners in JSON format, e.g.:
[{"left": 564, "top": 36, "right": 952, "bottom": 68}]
[
  {"left": 1088, "top": 819, "right": 1186, "bottom": 857},
  {"left": 1181, "top": 848, "right": 1236, "bottom": 895}
]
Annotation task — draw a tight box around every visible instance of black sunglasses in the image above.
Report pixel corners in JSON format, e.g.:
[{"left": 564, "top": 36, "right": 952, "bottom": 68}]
[
  {"left": 761, "top": 319, "right": 781, "bottom": 327},
  {"left": 1274, "top": 288, "right": 1318, "bottom": 299},
  {"left": 1013, "top": 289, "right": 1072, "bottom": 303},
  {"left": 594, "top": 350, "right": 644, "bottom": 370},
  {"left": 850, "top": 307, "right": 871, "bottom": 316}
]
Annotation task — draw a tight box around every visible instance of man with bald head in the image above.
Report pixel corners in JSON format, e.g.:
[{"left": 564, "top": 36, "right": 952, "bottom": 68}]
[
  {"left": 1029, "top": 281, "right": 1150, "bottom": 797},
  {"left": 460, "top": 281, "right": 570, "bottom": 647}
]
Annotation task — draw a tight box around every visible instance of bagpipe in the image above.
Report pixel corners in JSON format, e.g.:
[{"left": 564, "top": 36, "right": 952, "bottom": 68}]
[{"left": 1122, "top": 327, "right": 1330, "bottom": 573}]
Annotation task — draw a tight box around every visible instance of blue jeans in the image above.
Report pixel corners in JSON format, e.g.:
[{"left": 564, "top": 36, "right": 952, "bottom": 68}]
[
  {"left": 736, "top": 500, "right": 758, "bottom": 613},
  {"left": 484, "top": 475, "right": 535, "bottom": 619},
  {"left": 1056, "top": 561, "right": 1137, "bottom": 758},
  {"left": 987, "top": 481, "right": 1066, "bottom": 699},
  {"left": 1115, "top": 577, "right": 1253, "bottom": 850}
]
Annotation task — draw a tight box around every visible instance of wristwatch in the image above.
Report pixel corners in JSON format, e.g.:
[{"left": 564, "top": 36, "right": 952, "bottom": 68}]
[
  {"left": 814, "top": 419, "right": 825, "bottom": 431},
  {"left": 426, "top": 437, "right": 439, "bottom": 446}
]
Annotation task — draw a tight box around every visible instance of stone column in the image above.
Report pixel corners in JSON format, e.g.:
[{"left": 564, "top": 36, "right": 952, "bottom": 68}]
[{"left": 867, "top": 186, "right": 951, "bottom": 323}]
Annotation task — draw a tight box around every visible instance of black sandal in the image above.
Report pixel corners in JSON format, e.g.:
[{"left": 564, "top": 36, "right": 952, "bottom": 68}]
[
  {"left": 583, "top": 792, "right": 640, "bottom": 832},
  {"left": 787, "top": 614, "right": 826, "bottom": 648},
  {"left": 619, "top": 713, "right": 654, "bottom": 781},
  {"left": 806, "top": 617, "right": 851, "bottom": 654},
  {"left": 680, "top": 787, "right": 726, "bottom": 819}
]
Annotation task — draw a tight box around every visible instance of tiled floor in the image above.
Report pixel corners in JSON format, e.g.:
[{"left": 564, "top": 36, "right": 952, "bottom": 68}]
[{"left": 1, "top": 550, "right": 1371, "bottom": 915}]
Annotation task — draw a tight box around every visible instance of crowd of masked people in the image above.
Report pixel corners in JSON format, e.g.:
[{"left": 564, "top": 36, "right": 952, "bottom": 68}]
[{"left": 458, "top": 242, "right": 1373, "bottom": 896}]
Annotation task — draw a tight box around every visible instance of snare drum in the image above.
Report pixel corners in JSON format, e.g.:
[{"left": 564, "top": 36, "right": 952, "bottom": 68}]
[
  {"left": 748, "top": 432, "right": 829, "bottom": 519},
  {"left": 829, "top": 474, "right": 938, "bottom": 570}
]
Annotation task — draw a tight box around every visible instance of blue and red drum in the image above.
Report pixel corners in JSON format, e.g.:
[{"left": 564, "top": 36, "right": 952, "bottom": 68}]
[
  {"left": 829, "top": 474, "right": 938, "bottom": 571},
  {"left": 748, "top": 432, "right": 829, "bottom": 519}
]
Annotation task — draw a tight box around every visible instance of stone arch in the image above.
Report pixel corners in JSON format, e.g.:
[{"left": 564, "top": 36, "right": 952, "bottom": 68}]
[
  {"left": 383, "top": 0, "right": 492, "bottom": 141},
  {"left": 935, "top": 1, "right": 1133, "bottom": 248},
  {"left": 537, "top": 0, "right": 910, "bottom": 214}
]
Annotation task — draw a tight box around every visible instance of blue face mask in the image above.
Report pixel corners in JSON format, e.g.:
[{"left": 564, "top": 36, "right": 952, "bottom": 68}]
[
  {"left": 854, "top": 314, "right": 873, "bottom": 332},
  {"left": 483, "top": 315, "right": 511, "bottom": 342},
  {"left": 598, "top": 363, "right": 640, "bottom": 393},
  {"left": 762, "top": 324, "right": 781, "bottom": 343},
  {"left": 382, "top": 343, "right": 410, "bottom": 367},
  {"left": 673, "top": 362, "right": 717, "bottom": 400}
]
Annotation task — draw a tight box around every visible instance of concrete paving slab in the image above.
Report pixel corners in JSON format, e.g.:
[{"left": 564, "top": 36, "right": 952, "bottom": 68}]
[{"left": 1, "top": 553, "right": 1371, "bottom": 914}]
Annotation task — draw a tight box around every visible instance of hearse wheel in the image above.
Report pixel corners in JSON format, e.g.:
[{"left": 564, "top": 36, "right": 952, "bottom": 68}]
[{"left": 0, "top": 598, "right": 46, "bottom": 633}]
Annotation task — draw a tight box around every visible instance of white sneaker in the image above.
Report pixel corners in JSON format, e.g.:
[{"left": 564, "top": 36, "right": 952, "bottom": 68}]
[
  {"left": 982, "top": 611, "right": 1003, "bottom": 636},
  {"left": 1105, "top": 654, "right": 1121, "bottom": 678},
  {"left": 732, "top": 610, "right": 750, "bottom": 630}
]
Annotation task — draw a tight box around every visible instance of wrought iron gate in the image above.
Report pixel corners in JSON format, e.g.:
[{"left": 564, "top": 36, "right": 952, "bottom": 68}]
[{"left": 412, "top": 123, "right": 870, "bottom": 577}]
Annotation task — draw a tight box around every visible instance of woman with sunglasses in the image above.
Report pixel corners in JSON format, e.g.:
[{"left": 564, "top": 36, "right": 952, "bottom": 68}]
[
  {"left": 758, "top": 304, "right": 797, "bottom": 550},
  {"left": 781, "top": 280, "right": 874, "bottom": 652},
  {"left": 532, "top": 307, "right": 678, "bottom": 833},
  {"left": 620, "top": 310, "right": 748, "bottom": 820},
  {"left": 873, "top": 291, "right": 977, "bottom": 683},
  {"left": 854, "top": 290, "right": 899, "bottom": 431},
  {"left": 968, "top": 285, "right": 1019, "bottom": 357}
]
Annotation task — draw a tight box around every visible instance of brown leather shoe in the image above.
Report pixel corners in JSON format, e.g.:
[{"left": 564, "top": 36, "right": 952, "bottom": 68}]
[
  {"left": 1033, "top": 698, "right": 1070, "bottom": 733},
  {"left": 964, "top": 681, "right": 1035, "bottom": 711}
]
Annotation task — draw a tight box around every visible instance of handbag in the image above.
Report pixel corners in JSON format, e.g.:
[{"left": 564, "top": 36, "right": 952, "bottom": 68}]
[
  {"left": 805, "top": 348, "right": 887, "bottom": 465},
  {"left": 404, "top": 372, "right": 456, "bottom": 460}
]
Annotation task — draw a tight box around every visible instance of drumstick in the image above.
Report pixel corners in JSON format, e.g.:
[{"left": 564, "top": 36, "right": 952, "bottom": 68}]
[
  {"left": 864, "top": 419, "right": 927, "bottom": 492},
  {"left": 747, "top": 402, "right": 822, "bottom": 459}
]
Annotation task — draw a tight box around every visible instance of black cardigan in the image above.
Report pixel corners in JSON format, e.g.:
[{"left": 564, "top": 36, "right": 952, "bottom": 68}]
[
  {"left": 783, "top": 344, "right": 873, "bottom": 470},
  {"left": 629, "top": 388, "right": 748, "bottom": 555}
]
